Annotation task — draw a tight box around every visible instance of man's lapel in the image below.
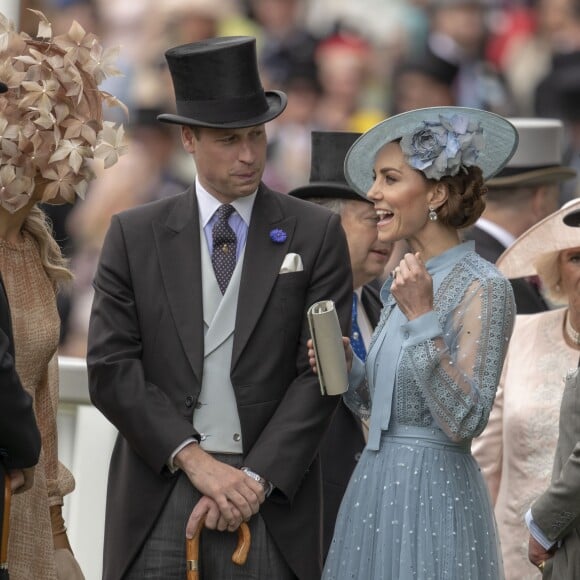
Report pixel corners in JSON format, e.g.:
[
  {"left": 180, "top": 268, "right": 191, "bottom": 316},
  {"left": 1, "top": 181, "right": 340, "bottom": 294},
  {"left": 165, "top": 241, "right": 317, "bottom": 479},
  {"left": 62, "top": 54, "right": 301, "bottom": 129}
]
[
  {"left": 153, "top": 187, "right": 204, "bottom": 384},
  {"left": 232, "top": 186, "right": 296, "bottom": 369},
  {"left": 361, "top": 284, "right": 382, "bottom": 328}
]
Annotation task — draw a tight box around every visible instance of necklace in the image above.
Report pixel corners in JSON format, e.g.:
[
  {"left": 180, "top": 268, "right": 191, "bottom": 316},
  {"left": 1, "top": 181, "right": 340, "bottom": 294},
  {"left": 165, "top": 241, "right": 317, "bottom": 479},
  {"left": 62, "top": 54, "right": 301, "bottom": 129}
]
[{"left": 565, "top": 310, "right": 580, "bottom": 345}]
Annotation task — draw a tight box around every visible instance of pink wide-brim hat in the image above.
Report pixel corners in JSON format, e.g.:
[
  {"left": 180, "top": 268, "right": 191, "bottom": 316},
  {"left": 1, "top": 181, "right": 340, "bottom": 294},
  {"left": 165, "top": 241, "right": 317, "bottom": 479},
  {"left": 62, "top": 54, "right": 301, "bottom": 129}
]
[{"left": 496, "top": 198, "right": 580, "bottom": 278}]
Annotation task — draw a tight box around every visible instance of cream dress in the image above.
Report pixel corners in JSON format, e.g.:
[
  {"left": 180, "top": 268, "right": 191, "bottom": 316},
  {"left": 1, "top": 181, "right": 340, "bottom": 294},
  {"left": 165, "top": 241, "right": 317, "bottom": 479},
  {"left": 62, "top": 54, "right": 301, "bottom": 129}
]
[
  {"left": 0, "top": 233, "right": 75, "bottom": 580},
  {"left": 473, "top": 307, "right": 578, "bottom": 580}
]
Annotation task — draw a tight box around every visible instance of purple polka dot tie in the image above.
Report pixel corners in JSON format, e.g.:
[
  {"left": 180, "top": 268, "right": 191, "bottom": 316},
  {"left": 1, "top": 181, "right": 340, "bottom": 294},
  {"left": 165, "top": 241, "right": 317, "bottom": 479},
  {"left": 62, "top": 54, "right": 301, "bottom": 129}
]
[{"left": 211, "top": 204, "right": 237, "bottom": 294}]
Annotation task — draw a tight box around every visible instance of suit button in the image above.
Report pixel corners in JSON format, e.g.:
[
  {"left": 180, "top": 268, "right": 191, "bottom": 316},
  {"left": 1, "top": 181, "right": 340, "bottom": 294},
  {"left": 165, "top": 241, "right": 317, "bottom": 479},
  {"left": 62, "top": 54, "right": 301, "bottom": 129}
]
[
  {"left": 185, "top": 396, "right": 194, "bottom": 408},
  {"left": 354, "top": 452, "right": 362, "bottom": 461},
  {"left": 233, "top": 433, "right": 241, "bottom": 442}
]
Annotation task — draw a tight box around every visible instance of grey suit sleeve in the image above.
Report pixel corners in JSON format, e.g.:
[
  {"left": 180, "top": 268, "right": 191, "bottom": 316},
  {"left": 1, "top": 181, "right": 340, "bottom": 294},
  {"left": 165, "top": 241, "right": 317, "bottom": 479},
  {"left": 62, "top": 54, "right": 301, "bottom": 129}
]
[{"left": 531, "top": 441, "right": 580, "bottom": 544}]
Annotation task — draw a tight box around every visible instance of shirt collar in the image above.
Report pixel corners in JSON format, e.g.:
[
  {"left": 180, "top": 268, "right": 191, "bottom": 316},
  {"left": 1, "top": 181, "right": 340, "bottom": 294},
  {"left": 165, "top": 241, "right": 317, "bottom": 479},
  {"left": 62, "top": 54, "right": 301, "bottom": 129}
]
[
  {"left": 196, "top": 176, "right": 257, "bottom": 228},
  {"left": 475, "top": 217, "right": 516, "bottom": 249}
]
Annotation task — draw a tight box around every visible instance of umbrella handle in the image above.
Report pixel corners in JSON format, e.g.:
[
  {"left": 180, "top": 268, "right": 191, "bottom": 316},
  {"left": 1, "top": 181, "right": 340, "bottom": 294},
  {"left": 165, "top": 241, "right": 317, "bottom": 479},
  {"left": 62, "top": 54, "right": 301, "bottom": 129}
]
[
  {"left": 1, "top": 472, "right": 11, "bottom": 569},
  {"left": 186, "top": 517, "right": 251, "bottom": 580}
]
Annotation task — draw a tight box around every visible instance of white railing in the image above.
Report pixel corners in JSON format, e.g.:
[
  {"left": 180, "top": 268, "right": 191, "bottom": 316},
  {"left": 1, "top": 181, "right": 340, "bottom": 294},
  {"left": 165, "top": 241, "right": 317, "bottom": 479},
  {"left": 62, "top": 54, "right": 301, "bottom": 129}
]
[{"left": 57, "top": 356, "right": 116, "bottom": 580}]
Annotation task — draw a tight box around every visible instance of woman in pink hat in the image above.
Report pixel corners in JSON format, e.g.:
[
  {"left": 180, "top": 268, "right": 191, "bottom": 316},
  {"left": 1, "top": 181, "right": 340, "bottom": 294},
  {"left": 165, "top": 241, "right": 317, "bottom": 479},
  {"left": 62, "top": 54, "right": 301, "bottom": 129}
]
[{"left": 475, "top": 198, "right": 580, "bottom": 579}]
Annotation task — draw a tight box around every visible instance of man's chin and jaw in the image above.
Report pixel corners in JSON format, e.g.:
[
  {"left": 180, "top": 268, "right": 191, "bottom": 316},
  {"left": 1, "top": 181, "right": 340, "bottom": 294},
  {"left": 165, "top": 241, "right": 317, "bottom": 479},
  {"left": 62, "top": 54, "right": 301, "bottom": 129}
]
[
  {"left": 351, "top": 246, "right": 391, "bottom": 289},
  {"left": 363, "top": 252, "right": 391, "bottom": 284},
  {"left": 201, "top": 171, "right": 263, "bottom": 204}
]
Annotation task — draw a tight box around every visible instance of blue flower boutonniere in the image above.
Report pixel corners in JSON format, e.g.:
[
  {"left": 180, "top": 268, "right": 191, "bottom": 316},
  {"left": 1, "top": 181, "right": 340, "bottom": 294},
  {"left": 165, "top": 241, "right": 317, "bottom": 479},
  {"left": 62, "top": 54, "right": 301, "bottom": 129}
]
[{"left": 269, "top": 228, "right": 287, "bottom": 244}]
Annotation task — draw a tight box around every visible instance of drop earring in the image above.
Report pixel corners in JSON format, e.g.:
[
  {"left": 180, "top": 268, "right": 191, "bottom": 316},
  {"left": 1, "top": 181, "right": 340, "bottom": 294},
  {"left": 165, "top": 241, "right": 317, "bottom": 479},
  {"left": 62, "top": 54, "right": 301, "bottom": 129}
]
[{"left": 428, "top": 207, "right": 438, "bottom": 222}]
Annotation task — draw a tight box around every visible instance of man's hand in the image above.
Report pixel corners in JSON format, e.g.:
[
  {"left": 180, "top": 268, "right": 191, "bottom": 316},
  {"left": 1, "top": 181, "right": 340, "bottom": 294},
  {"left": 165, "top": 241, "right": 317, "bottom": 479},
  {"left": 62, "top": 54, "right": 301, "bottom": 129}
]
[
  {"left": 528, "top": 534, "right": 554, "bottom": 569},
  {"left": 186, "top": 496, "right": 243, "bottom": 538},
  {"left": 9, "top": 467, "right": 35, "bottom": 493},
  {"left": 175, "top": 443, "right": 264, "bottom": 528},
  {"left": 308, "top": 336, "right": 352, "bottom": 373}
]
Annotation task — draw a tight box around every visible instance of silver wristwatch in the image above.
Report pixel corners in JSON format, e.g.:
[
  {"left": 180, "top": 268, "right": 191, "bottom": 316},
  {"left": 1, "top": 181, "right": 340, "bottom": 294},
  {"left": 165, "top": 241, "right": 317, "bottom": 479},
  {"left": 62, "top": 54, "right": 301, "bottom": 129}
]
[{"left": 241, "top": 467, "right": 271, "bottom": 494}]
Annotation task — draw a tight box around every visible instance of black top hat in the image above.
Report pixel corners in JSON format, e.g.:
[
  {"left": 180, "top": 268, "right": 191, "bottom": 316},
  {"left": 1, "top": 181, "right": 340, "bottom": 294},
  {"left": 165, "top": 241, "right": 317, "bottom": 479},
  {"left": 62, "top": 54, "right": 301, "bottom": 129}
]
[
  {"left": 129, "top": 106, "right": 174, "bottom": 135},
  {"left": 396, "top": 46, "right": 459, "bottom": 87},
  {"left": 0, "top": 82, "right": 7, "bottom": 94},
  {"left": 564, "top": 209, "right": 580, "bottom": 227},
  {"left": 288, "top": 131, "right": 370, "bottom": 202},
  {"left": 157, "top": 36, "right": 287, "bottom": 128},
  {"left": 535, "top": 51, "right": 580, "bottom": 121}
]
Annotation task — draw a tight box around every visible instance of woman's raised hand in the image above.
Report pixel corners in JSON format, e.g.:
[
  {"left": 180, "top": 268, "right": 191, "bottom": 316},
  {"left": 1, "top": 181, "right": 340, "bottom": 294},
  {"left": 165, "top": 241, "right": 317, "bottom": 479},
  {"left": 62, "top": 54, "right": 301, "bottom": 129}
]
[{"left": 391, "top": 252, "right": 434, "bottom": 321}]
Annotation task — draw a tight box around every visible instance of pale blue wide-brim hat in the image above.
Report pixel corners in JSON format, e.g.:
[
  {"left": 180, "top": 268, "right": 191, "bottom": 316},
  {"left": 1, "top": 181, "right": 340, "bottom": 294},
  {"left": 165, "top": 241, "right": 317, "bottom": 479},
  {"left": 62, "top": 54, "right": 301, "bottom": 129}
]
[{"left": 344, "top": 106, "right": 519, "bottom": 196}]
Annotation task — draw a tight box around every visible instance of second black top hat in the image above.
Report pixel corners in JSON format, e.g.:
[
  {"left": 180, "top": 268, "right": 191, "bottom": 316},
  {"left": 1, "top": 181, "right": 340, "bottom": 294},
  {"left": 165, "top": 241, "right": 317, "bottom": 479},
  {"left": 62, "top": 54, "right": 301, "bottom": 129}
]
[
  {"left": 158, "top": 37, "right": 287, "bottom": 129},
  {"left": 289, "top": 131, "right": 370, "bottom": 202}
]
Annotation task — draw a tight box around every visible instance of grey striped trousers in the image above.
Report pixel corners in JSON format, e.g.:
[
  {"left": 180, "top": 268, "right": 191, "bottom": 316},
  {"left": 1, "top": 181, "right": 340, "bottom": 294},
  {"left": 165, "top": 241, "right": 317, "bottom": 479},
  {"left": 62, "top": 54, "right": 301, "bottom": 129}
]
[{"left": 125, "top": 454, "right": 296, "bottom": 579}]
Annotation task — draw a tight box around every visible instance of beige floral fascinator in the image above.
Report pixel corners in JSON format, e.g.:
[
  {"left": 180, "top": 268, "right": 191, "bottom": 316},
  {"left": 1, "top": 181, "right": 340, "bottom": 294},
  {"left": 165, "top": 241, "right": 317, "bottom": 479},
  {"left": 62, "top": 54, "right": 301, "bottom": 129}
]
[{"left": 0, "top": 10, "right": 127, "bottom": 213}]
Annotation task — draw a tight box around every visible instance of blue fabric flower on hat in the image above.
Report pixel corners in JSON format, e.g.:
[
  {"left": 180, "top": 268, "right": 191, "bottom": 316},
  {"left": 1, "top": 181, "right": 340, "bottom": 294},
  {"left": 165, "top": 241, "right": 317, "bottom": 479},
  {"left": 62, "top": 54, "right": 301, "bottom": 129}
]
[
  {"left": 269, "top": 228, "right": 287, "bottom": 243},
  {"left": 400, "top": 114, "right": 485, "bottom": 180}
]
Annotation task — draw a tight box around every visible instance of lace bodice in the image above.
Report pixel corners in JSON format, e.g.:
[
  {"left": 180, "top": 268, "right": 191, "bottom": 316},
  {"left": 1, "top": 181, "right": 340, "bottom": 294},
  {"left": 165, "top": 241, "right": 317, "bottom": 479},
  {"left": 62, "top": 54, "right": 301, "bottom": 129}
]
[{"left": 346, "top": 243, "right": 515, "bottom": 447}]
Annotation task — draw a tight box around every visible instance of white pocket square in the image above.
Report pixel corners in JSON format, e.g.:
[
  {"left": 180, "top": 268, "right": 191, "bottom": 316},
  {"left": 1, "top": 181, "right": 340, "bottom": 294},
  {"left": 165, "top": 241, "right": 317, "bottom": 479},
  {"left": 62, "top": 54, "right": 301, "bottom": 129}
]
[{"left": 279, "top": 253, "right": 304, "bottom": 274}]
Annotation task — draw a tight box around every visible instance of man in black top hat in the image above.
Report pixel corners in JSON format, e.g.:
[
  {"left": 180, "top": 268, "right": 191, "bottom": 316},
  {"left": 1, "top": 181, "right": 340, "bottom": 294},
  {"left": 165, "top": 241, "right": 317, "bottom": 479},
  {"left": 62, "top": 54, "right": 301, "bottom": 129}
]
[
  {"left": 289, "top": 131, "right": 392, "bottom": 556},
  {"left": 87, "top": 37, "right": 352, "bottom": 580}
]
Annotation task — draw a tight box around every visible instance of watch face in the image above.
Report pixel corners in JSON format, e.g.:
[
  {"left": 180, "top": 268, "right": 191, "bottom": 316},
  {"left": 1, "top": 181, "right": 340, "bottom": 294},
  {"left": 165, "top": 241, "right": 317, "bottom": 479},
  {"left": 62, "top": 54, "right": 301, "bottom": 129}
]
[{"left": 242, "top": 468, "right": 264, "bottom": 485}]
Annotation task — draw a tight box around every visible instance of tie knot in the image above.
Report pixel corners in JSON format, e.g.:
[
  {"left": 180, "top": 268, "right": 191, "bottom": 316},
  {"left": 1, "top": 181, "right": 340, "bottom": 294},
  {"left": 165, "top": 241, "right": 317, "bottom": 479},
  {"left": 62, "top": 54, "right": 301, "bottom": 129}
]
[{"left": 216, "top": 204, "right": 235, "bottom": 223}]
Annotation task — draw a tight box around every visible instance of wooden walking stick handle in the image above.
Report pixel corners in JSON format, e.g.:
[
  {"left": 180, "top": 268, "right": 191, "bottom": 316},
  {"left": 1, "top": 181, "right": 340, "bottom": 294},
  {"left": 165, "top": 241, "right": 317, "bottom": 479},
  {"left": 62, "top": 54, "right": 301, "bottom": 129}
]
[
  {"left": 1, "top": 473, "right": 12, "bottom": 569},
  {"left": 231, "top": 520, "right": 251, "bottom": 565},
  {"left": 186, "top": 517, "right": 251, "bottom": 580}
]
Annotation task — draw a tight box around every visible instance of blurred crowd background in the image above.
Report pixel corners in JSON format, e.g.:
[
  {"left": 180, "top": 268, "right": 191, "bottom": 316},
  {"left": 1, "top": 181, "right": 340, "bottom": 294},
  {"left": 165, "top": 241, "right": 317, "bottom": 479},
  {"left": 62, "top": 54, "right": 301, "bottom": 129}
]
[{"left": 9, "top": 0, "right": 580, "bottom": 357}]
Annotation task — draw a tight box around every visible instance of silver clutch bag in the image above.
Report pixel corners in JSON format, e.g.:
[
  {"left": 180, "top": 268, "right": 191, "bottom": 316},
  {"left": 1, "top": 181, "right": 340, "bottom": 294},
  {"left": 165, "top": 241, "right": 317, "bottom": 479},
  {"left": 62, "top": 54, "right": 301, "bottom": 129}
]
[{"left": 307, "top": 300, "right": 348, "bottom": 396}]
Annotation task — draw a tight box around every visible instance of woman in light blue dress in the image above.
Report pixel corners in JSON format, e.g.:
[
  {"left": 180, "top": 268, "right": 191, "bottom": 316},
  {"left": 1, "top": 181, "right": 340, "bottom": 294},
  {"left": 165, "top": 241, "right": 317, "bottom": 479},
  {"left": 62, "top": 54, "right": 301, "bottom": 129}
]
[{"left": 315, "top": 107, "right": 519, "bottom": 579}]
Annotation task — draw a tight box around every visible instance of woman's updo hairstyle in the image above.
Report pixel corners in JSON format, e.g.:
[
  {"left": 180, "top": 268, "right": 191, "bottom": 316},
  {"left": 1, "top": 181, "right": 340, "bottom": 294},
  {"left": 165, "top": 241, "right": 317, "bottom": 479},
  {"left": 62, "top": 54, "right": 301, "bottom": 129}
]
[{"left": 430, "top": 166, "right": 486, "bottom": 229}]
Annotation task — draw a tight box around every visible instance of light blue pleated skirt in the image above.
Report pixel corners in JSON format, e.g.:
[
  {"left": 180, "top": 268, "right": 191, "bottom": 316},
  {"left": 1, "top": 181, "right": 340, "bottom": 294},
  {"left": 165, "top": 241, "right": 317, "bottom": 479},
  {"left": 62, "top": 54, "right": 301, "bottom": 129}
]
[{"left": 322, "top": 424, "right": 504, "bottom": 580}]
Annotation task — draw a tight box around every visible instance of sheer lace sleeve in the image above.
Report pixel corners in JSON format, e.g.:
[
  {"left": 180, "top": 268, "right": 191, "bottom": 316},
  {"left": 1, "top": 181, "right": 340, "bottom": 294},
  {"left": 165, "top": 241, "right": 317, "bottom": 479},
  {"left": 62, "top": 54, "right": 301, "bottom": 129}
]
[
  {"left": 404, "top": 276, "right": 515, "bottom": 442},
  {"left": 343, "top": 354, "right": 371, "bottom": 421}
]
